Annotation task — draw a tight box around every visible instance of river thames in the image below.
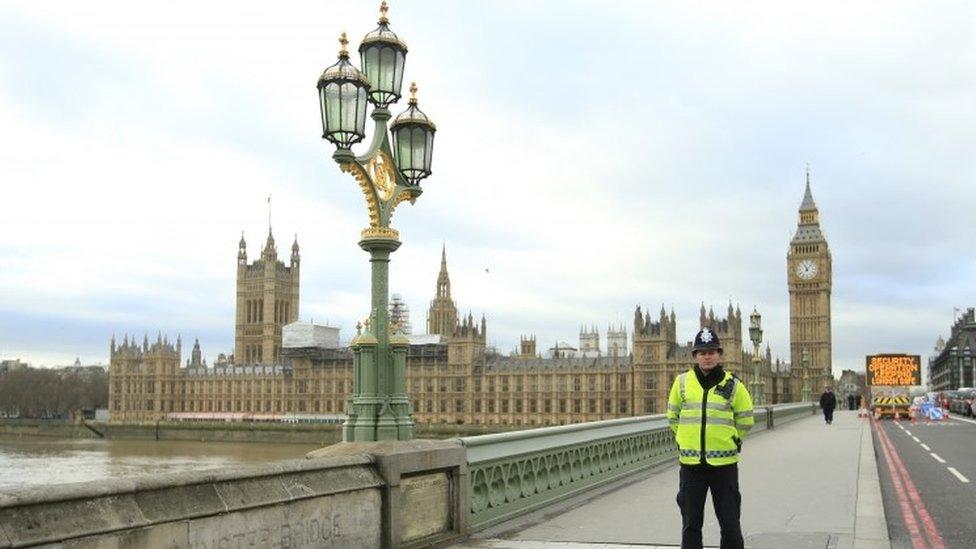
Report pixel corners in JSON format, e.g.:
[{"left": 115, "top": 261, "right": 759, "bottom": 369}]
[{"left": 0, "top": 436, "right": 320, "bottom": 490}]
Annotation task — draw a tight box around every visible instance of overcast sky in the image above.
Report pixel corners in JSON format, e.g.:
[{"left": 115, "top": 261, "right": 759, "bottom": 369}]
[{"left": 1, "top": 1, "right": 973, "bottom": 376}]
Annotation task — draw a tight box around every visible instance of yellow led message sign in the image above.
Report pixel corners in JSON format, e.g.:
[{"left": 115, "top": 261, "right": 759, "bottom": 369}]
[{"left": 865, "top": 354, "right": 921, "bottom": 386}]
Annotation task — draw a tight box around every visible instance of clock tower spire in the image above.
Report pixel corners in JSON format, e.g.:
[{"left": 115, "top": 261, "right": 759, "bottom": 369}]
[{"left": 787, "top": 168, "right": 833, "bottom": 399}]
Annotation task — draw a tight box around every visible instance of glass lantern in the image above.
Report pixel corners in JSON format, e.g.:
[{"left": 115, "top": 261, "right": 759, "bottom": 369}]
[
  {"left": 318, "top": 33, "right": 371, "bottom": 149},
  {"left": 390, "top": 82, "right": 436, "bottom": 185},
  {"left": 359, "top": 2, "right": 408, "bottom": 108}
]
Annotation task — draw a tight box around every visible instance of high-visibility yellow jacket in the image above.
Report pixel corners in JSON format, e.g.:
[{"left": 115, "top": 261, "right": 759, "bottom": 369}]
[{"left": 667, "top": 368, "right": 754, "bottom": 466}]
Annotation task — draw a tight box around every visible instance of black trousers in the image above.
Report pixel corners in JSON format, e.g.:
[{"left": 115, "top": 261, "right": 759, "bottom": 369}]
[
  {"left": 823, "top": 407, "right": 834, "bottom": 423},
  {"left": 676, "top": 464, "right": 743, "bottom": 549}
]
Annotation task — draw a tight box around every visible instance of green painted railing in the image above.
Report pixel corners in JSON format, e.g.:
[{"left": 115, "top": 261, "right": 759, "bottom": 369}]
[
  {"left": 769, "top": 402, "right": 816, "bottom": 427},
  {"left": 459, "top": 402, "right": 815, "bottom": 531}
]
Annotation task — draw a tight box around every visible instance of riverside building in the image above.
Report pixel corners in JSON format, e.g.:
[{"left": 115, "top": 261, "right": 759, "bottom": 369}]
[{"left": 110, "top": 178, "right": 828, "bottom": 423}]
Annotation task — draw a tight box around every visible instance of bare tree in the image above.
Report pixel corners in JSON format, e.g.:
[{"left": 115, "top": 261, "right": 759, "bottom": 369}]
[{"left": 0, "top": 366, "right": 108, "bottom": 418}]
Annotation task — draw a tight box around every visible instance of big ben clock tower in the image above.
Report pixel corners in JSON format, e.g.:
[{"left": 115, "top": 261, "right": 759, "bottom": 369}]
[{"left": 788, "top": 170, "right": 833, "bottom": 398}]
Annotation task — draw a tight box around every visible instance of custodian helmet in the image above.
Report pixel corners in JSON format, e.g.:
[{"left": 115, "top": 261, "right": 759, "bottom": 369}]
[{"left": 692, "top": 328, "right": 723, "bottom": 354}]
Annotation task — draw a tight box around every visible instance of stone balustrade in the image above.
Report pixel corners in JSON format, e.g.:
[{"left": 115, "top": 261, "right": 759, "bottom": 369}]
[{"left": 0, "top": 404, "right": 814, "bottom": 547}]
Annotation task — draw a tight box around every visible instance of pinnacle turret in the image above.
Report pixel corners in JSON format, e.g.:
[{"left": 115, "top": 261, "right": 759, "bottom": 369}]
[
  {"left": 262, "top": 229, "right": 276, "bottom": 259},
  {"left": 792, "top": 169, "right": 825, "bottom": 244},
  {"left": 799, "top": 167, "right": 818, "bottom": 212},
  {"left": 427, "top": 244, "right": 459, "bottom": 339},
  {"left": 437, "top": 244, "right": 450, "bottom": 294}
]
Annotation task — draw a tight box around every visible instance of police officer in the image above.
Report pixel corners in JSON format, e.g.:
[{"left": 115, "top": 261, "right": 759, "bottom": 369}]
[{"left": 667, "top": 328, "right": 754, "bottom": 549}]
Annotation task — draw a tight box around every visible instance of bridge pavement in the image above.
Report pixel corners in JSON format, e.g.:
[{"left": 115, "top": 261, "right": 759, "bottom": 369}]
[{"left": 454, "top": 411, "right": 889, "bottom": 549}]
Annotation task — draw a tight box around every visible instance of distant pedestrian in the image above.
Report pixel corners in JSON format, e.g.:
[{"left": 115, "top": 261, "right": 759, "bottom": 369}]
[
  {"left": 847, "top": 394, "right": 856, "bottom": 410},
  {"left": 667, "top": 328, "right": 753, "bottom": 549},
  {"left": 819, "top": 386, "right": 837, "bottom": 424}
]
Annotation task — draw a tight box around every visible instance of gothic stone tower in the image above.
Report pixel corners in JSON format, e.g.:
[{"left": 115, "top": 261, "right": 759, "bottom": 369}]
[
  {"left": 787, "top": 172, "right": 833, "bottom": 394},
  {"left": 519, "top": 335, "right": 537, "bottom": 358},
  {"left": 234, "top": 230, "right": 300, "bottom": 364},
  {"left": 607, "top": 324, "right": 628, "bottom": 357},
  {"left": 109, "top": 333, "right": 181, "bottom": 421},
  {"left": 427, "top": 245, "right": 459, "bottom": 339},
  {"left": 632, "top": 305, "right": 678, "bottom": 414},
  {"left": 579, "top": 326, "right": 600, "bottom": 356},
  {"left": 699, "top": 303, "right": 745, "bottom": 377}
]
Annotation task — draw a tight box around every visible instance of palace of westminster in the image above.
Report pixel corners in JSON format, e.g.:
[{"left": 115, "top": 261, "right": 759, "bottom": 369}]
[{"left": 108, "top": 180, "right": 835, "bottom": 424}]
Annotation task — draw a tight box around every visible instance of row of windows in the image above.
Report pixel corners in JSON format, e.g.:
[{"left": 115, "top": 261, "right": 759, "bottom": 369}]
[
  {"left": 113, "top": 398, "right": 344, "bottom": 414},
  {"left": 408, "top": 398, "right": 634, "bottom": 415},
  {"left": 244, "top": 299, "right": 263, "bottom": 324},
  {"left": 792, "top": 296, "right": 826, "bottom": 316},
  {"left": 471, "top": 374, "right": 630, "bottom": 392},
  {"left": 243, "top": 344, "right": 283, "bottom": 364},
  {"left": 243, "top": 299, "right": 292, "bottom": 324},
  {"left": 792, "top": 242, "right": 821, "bottom": 254},
  {"left": 113, "top": 380, "right": 347, "bottom": 396},
  {"left": 115, "top": 394, "right": 665, "bottom": 416},
  {"left": 406, "top": 374, "right": 653, "bottom": 393},
  {"left": 116, "top": 374, "right": 670, "bottom": 397}
]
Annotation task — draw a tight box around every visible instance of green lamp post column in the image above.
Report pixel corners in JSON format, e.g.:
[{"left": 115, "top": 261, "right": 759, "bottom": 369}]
[
  {"left": 748, "top": 307, "right": 765, "bottom": 405},
  {"left": 317, "top": 2, "right": 436, "bottom": 442}
]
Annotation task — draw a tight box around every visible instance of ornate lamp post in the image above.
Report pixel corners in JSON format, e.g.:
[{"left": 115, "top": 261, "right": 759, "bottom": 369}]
[
  {"left": 801, "top": 349, "right": 811, "bottom": 402},
  {"left": 317, "top": 2, "right": 436, "bottom": 442},
  {"left": 748, "top": 307, "right": 764, "bottom": 405},
  {"left": 950, "top": 347, "right": 959, "bottom": 389}
]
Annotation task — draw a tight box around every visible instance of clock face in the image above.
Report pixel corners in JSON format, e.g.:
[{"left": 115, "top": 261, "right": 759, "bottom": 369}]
[{"left": 796, "top": 259, "right": 818, "bottom": 280}]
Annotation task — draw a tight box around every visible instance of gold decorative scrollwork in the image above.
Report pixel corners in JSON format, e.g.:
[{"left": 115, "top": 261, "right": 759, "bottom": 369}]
[
  {"left": 361, "top": 227, "right": 400, "bottom": 240},
  {"left": 387, "top": 189, "right": 415, "bottom": 226},
  {"left": 392, "top": 189, "right": 414, "bottom": 208},
  {"left": 340, "top": 162, "right": 380, "bottom": 228}
]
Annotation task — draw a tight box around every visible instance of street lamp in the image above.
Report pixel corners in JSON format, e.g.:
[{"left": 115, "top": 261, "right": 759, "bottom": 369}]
[
  {"left": 317, "top": 2, "right": 436, "bottom": 442},
  {"left": 965, "top": 347, "right": 972, "bottom": 388},
  {"left": 950, "top": 347, "right": 959, "bottom": 389},
  {"left": 748, "top": 307, "right": 764, "bottom": 405},
  {"left": 801, "top": 349, "right": 811, "bottom": 402}
]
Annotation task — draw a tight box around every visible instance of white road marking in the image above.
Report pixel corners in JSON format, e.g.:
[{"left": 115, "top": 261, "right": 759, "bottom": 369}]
[
  {"left": 897, "top": 424, "right": 905, "bottom": 430},
  {"left": 905, "top": 430, "right": 912, "bottom": 436},
  {"left": 948, "top": 467, "right": 970, "bottom": 483},
  {"left": 948, "top": 413, "right": 976, "bottom": 426},
  {"left": 912, "top": 436, "right": 920, "bottom": 443},
  {"left": 920, "top": 444, "right": 931, "bottom": 451},
  {"left": 931, "top": 453, "right": 947, "bottom": 464}
]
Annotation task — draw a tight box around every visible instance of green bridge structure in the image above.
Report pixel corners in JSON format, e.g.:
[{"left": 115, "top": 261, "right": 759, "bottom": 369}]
[{"left": 0, "top": 404, "right": 887, "bottom": 549}]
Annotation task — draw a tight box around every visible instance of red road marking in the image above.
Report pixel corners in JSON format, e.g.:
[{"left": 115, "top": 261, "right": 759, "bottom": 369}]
[
  {"left": 877, "top": 426, "right": 946, "bottom": 549},
  {"left": 875, "top": 421, "right": 927, "bottom": 549},
  {"left": 876, "top": 424, "right": 946, "bottom": 549},
  {"left": 874, "top": 422, "right": 947, "bottom": 549}
]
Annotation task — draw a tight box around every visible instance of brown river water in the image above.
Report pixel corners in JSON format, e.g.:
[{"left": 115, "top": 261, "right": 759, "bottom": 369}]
[{"left": 0, "top": 436, "right": 320, "bottom": 490}]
